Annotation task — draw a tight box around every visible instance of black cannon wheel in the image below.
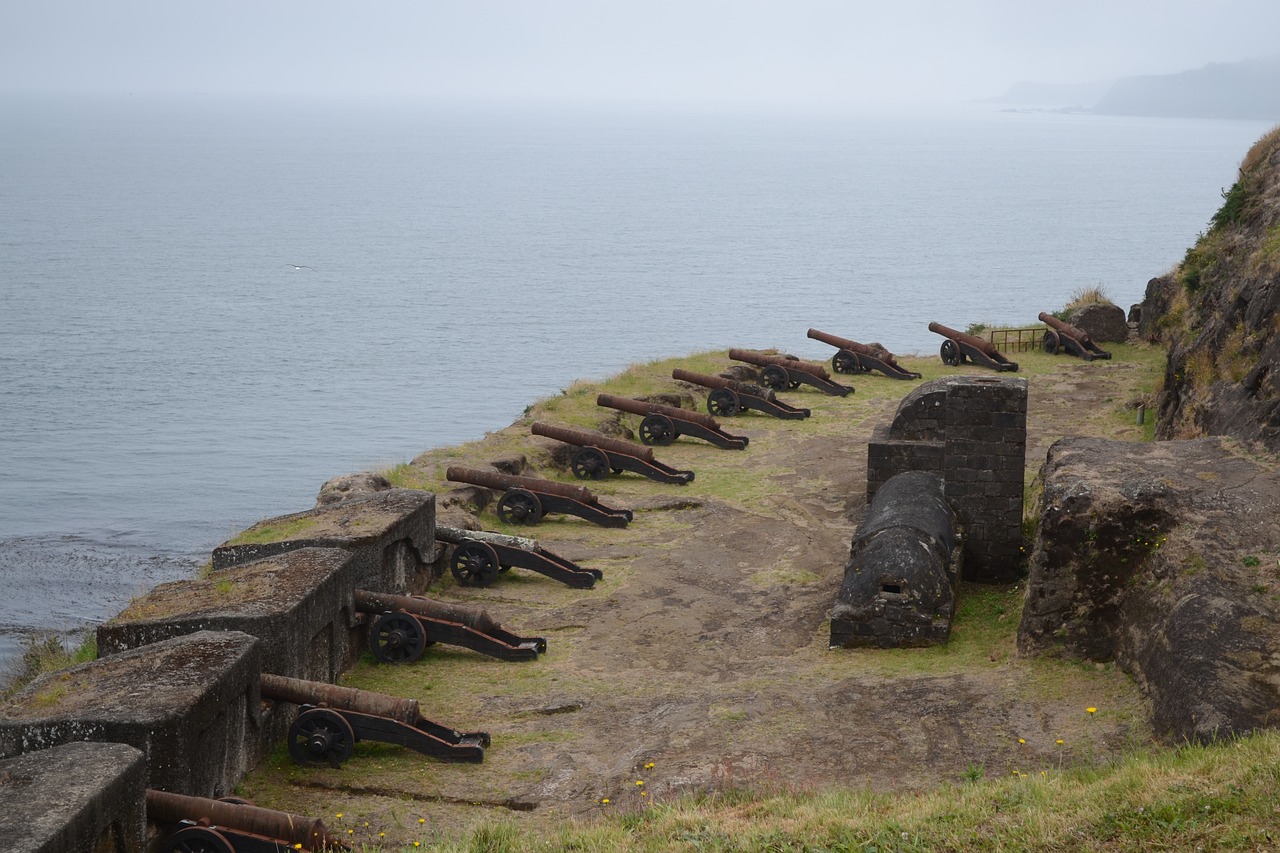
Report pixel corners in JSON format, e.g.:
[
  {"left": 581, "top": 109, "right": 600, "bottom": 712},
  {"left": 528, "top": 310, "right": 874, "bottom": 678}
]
[
  {"left": 163, "top": 826, "right": 235, "bottom": 853},
  {"left": 832, "top": 350, "right": 862, "bottom": 374},
  {"left": 288, "top": 708, "right": 356, "bottom": 768},
  {"left": 939, "top": 339, "right": 962, "bottom": 366},
  {"left": 570, "top": 446, "right": 611, "bottom": 480},
  {"left": 1042, "top": 330, "right": 1060, "bottom": 354},
  {"left": 369, "top": 611, "right": 428, "bottom": 664},
  {"left": 759, "top": 364, "right": 789, "bottom": 391},
  {"left": 451, "top": 540, "right": 502, "bottom": 586},
  {"left": 638, "top": 414, "right": 676, "bottom": 446},
  {"left": 498, "top": 488, "right": 543, "bottom": 525},
  {"left": 706, "top": 387, "right": 740, "bottom": 417}
]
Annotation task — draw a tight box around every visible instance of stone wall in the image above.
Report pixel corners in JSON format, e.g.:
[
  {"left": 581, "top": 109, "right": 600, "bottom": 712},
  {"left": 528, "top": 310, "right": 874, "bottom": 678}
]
[{"left": 867, "top": 376, "right": 1027, "bottom": 582}]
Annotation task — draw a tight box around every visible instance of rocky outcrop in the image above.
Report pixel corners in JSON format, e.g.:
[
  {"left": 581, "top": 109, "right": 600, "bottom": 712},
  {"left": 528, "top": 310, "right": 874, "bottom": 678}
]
[
  {"left": 316, "top": 471, "right": 391, "bottom": 506},
  {"left": 1018, "top": 436, "right": 1280, "bottom": 742},
  {"left": 1069, "top": 303, "right": 1128, "bottom": 343},
  {"left": 1143, "top": 127, "right": 1280, "bottom": 452}
]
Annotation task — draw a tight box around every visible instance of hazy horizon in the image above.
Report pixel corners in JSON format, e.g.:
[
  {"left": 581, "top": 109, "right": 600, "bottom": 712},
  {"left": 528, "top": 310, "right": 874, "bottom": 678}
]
[{"left": 4, "top": 1, "right": 1280, "bottom": 109}]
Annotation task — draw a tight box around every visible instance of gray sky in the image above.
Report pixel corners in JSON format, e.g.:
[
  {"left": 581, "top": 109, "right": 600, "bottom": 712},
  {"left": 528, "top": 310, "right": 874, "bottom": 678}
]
[{"left": 3, "top": 0, "right": 1278, "bottom": 107}]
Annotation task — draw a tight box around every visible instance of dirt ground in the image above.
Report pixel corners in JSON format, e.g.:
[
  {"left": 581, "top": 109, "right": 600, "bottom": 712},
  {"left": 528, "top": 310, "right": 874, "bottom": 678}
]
[{"left": 240, "top": 345, "right": 1161, "bottom": 846}]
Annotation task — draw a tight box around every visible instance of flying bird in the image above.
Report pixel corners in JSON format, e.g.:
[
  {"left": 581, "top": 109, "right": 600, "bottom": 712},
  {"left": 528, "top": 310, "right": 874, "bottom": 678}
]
[{"left": 284, "top": 263, "right": 317, "bottom": 271}]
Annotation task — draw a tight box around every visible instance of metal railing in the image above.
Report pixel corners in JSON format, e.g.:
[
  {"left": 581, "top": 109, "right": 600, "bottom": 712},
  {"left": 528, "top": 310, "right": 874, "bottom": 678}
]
[{"left": 987, "top": 327, "right": 1045, "bottom": 353}]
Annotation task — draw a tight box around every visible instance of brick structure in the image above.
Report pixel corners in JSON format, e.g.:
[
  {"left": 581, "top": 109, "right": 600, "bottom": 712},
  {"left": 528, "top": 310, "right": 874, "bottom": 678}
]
[{"left": 867, "top": 376, "right": 1027, "bottom": 582}]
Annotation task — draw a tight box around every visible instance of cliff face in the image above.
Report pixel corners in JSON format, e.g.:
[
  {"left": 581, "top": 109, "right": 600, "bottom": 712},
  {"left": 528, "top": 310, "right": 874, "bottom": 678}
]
[
  {"left": 1143, "top": 127, "right": 1280, "bottom": 451},
  {"left": 1093, "top": 56, "right": 1280, "bottom": 121}
]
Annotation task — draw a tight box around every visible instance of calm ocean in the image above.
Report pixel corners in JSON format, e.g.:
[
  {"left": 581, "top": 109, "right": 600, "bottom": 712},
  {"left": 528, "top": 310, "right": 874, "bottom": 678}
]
[{"left": 0, "top": 95, "right": 1271, "bottom": 674}]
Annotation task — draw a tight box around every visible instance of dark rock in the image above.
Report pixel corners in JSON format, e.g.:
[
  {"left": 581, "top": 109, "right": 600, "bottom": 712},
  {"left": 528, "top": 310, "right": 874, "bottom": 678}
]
[
  {"left": 720, "top": 365, "right": 759, "bottom": 383},
  {"left": 1069, "top": 303, "right": 1129, "bottom": 342},
  {"left": 831, "top": 471, "right": 960, "bottom": 649},
  {"left": 490, "top": 455, "right": 529, "bottom": 476},
  {"left": 315, "top": 472, "right": 390, "bottom": 506},
  {"left": 1128, "top": 303, "right": 1143, "bottom": 324},
  {"left": 594, "top": 413, "right": 635, "bottom": 440},
  {"left": 441, "top": 484, "right": 492, "bottom": 513},
  {"left": 637, "top": 392, "right": 697, "bottom": 411},
  {"left": 1018, "top": 436, "right": 1280, "bottom": 742}
]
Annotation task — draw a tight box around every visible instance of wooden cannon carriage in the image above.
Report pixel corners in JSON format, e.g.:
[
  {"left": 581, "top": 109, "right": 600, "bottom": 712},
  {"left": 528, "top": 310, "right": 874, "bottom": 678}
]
[
  {"left": 260, "top": 673, "right": 490, "bottom": 767},
  {"left": 671, "top": 368, "right": 810, "bottom": 419},
  {"left": 530, "top": 421, "right": 694, "bottom": 484},
  {"left": 446, "top": 465, "right": 633, "bottom": 527},
  {"left": 928, "top": 321, "right": 1019, "bottom": 372},
  {"left": 595, "top": 393, "right": 749, "bottom": 449},
  {"left": 437, "top": 524, "right": 602, "bottom": 588},
  {"left": 356, "top": 589, "right": 547, "bottom": 662},
  {"left": 727, "top": 349, "right": 853, "bottom": 396},
  {"left": 805, "top": 328, "right": 921, "bottom": 380},
  {"left": 1037, "top": 312, "right": 1112, "bottom": 360}
]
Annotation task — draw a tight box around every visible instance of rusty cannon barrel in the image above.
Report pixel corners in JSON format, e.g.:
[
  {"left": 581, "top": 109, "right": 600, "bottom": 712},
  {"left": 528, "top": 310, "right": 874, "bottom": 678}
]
[
  {"left": 807, "top": 328, "right": 902, "bottom": 364},
  {"left": 530, "top": 421, "right": 656, "bottom": 462},
  {"left": 727, "top": 348, "right": 832, "bottom": 379},
  {"left": 671, "top": 367, "right": 742, "bottom": 392},
  {"left": 595, "top": 393, "right": 721, "bottom": 430},
  {"left": 927, "top": 322, "right": 1002, "bottom": 357},
  {"left": 1038, "top": 312, "right": 1094, "bottom": 345},
  {"left": 355, "top": 589, "right": 502, "bottom": 636},
  {"left": 146, "top": 789, "right": 347, "bottom": 850},
  {"left": 260, "top": 672, "right": 421, "bottom": 726},
  {"left": 446, "top": 465, "right": 598, "bottom": 505}
]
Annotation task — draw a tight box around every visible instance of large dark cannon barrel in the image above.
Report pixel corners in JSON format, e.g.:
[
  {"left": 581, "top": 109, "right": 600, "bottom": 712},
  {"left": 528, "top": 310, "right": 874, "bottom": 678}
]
[
  {"left": 146, "top": 789, "right": 346, "bottom": 850},
  {"left": 595, "top": 393, "right": 721, "bottom": 430},
  {"left": 728, "top": 348, "right": 832, "bottom": 379},
  {"left": 927, "top": 321, "right": 1002, "bottom": 358},
  {"left": 831, "top": 471, "right": 960, "bottom": 649},
  {"left": 259, "top": 672, "right": 422, "bottom": 726},
  {"left": 671, "top": 367, "right": 737, "bottom": 391},
  {"left": 355, "top": 590, "right": 503, "bottom": 635},
  {"left": 807, "top": 328, "right": 904, "bottom": 365},
  {"left": 446, "top": 465, "right": 598, "bottom": 505},
  {"left": 1038, "top": 312, "right": 1094, "bottom": 345},
  {"left": 530, "top": 421, "right": 655, "bottom": 462}
]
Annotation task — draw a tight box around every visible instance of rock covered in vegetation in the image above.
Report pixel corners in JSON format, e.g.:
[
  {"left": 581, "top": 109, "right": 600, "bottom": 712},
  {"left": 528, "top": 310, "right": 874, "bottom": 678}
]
[
  {"left": 1018, "top": 435, "right": 1280, "bottom": 742},
  {"left": 1143, "top": 127, "right": 1280, "bottom": 451},
  {"left": 315, "top": 471, "right": 390, "bottom": 506}
]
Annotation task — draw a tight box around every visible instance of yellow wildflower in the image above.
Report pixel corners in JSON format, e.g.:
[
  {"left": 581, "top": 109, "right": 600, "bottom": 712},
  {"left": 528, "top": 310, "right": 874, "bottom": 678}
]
[{"left": 1086, "top": 707, "right": 1097, "bottom": 714}]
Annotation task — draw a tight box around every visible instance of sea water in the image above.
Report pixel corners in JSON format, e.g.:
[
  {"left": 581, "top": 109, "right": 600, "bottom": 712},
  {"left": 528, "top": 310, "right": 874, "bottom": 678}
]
[{"left": 0, "top": 94, "right": 1271, "bottom": 675}]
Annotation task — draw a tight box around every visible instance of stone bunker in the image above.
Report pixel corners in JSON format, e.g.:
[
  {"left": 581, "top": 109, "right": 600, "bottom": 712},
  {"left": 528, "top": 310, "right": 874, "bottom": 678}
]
[{"left": 831, "top": 471, "right": 961, "bottom": 648}]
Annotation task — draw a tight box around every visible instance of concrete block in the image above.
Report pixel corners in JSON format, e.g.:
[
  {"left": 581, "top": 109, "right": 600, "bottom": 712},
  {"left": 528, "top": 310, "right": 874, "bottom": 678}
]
[
  {"left": 98, "top": 547, "right": 358, "bottom": 683},
  {"left": 0, "top": 631, "right": 262, "bottom": 797},
  {"left": 0, "top": 742, "right": 146, "bottom": 853},
  {"left": 212, "top": 488, "right": 436, "bottom": 593}
]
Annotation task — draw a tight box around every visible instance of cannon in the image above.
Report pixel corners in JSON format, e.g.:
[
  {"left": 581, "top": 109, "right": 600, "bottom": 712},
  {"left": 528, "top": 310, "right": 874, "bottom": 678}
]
[
  {"left": 595, "top": 393, "right": 749, "bottom": 449},
  {"left": 670, "top": 368, "right": 810, "bottom": 419},
  {"left": 260, "top": 672, "right": 489, "bottom": 767},
  {"left": 437, "top": 524, "right": 602, "bottom": 589},
  {"left": 1037, "top": 312, "right": 1112, "bottom": 360},
  {"left": 805, "top": 328, "right": 922, "bottom": 380},
  {"left": 446, "top": 465, "right": 633, "bottom": 528},
  {"left": 727, "top": 349, "right": 853, "bottom": 396},
  {"left": 927, "top": 322, "right": 1019, "bottom": 372},
  {"left": 148, "top": 789, "right": 347, "bottom": 852},
  {"left": 530, "top": 421, "right": 694, "bottom": 485},
  {"left": 357, "top": 589, "right": 547, "bottom": 662}
]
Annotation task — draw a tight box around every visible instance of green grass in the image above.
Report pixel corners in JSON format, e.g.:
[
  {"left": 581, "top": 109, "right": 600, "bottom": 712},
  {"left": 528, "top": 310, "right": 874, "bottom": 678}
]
[
  {"left": 0, "top": 631, "right": 97, "bottom": 699},
  {"left": 225, "top": 514, "right": 318, "bottom": 545}
]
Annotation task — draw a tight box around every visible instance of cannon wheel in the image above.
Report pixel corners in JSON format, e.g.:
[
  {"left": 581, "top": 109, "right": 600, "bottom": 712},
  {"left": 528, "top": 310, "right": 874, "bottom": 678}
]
[
  {"left": 369, "top": 611, "right": 428, "bottom": 663},
  {"left": 289, "top": 708, "right": 356, "bottom": 768},
  {"left": 706, "top": 387, "right": 740, "bottom": 417},
  {"left": 759, "top": 364, "right": 790, "bottom": 391},
  {"left": 451, "top": 540, "right": 502, "bottom": 587},
  {"left": 638, "top": 414, "right": 677, "bottom": 446},
  {"left": 163, "top": 826, "right": 235, "bottom": 853},
  {"left": 570, "top": 446, "right": 611, "bottom": 480},
  {"left": 832, "top": 350, "right": 862, "bottom": 374},
  {"left": 939, "top": 339, "right": 962, "bottom": 366},
  {"left": 1042, "top": 330, "right": 1060, "bottom": 355},
  {"left": 498, "top": 488, "right": 543, "bottom": 525}
]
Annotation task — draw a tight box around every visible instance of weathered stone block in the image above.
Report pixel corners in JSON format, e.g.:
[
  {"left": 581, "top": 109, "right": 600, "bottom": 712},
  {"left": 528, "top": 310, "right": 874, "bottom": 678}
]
[
  {"left": 212, "top": 488, "right": 436, "bottom": 593},
  {"left": 0, "top": 631, "right": 262, "bottom": 797},
  {"left": 98, "top": 547, "right": 358, "bottom": 683},
  {"left": 1019, "top": 436, "right": 1280, "bottom": 742},
  {"left": 832, "top": 472, "right": 962, "bottom": 648},
  {"left": 0, "top": 742, "right": 146, "bottom": 853}
]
